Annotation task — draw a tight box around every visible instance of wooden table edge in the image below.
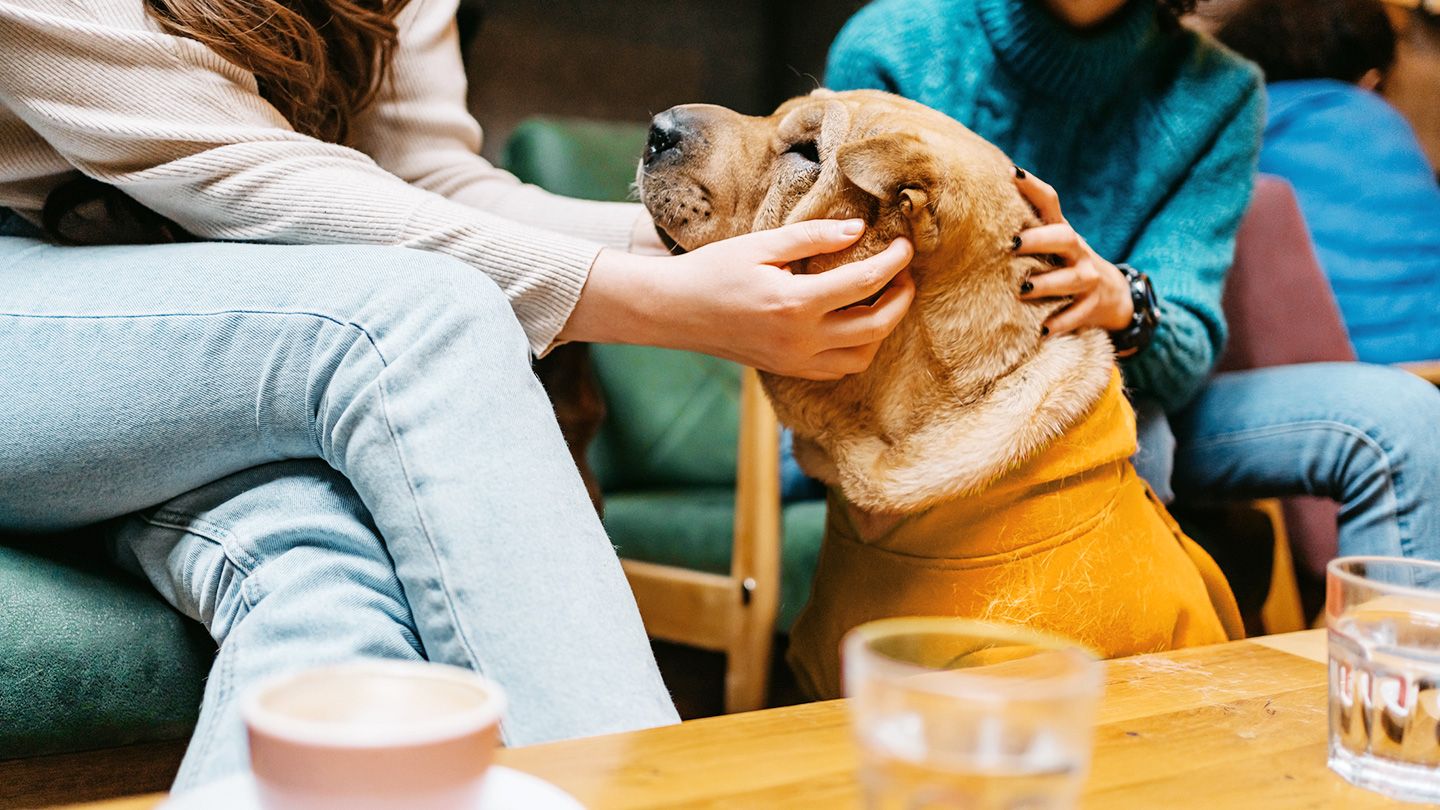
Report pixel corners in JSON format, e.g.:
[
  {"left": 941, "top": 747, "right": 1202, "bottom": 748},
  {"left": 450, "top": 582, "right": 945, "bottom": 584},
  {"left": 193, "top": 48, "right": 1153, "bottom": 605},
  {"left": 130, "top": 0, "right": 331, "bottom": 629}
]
[{"left": 46, "top": 630, "right": 1333, "bottom": 809}]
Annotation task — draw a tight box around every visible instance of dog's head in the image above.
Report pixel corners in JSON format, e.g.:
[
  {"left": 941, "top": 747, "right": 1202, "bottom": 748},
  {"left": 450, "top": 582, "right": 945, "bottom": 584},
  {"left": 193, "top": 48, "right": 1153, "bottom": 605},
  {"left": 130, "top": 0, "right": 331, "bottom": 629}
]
[
  {"left": 637, "top": 89, "right": 1036, "bottom": 285},
  {"left": 638, "top": 91, "right": 1107, "bottom": 513}
]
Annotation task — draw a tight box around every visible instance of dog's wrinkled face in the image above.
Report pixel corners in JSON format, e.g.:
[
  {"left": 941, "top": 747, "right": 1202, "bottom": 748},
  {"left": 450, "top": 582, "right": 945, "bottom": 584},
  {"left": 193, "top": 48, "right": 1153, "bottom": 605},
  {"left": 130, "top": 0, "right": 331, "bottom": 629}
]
[{"left": 637, "top": 89, "right": 1023, "bottom": 279}]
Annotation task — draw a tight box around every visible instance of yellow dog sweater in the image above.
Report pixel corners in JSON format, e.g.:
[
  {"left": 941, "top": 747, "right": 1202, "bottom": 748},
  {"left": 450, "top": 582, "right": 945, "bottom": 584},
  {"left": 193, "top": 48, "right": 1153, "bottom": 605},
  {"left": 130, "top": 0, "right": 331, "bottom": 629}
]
[{"left": 788, "top": 370, "right": 1245, "bottom": 699}]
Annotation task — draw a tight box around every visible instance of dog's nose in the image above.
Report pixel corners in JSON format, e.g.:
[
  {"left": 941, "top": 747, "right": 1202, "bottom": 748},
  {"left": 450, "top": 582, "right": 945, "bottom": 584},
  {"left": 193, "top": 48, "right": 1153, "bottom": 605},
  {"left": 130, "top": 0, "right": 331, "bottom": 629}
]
[{"left": 645, "top": 112, "right": 684, "bottom": 166}]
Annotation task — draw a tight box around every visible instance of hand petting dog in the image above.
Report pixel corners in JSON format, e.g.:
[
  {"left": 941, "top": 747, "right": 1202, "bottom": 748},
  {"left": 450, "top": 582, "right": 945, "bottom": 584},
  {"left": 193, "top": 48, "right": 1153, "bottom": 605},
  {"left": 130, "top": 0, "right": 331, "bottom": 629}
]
[
  {"left": 1013, "top": 168, "right": 1135, "bottom": 339},
  {"left": 568, "top": 220, "right": 914, "bottom": 381}
]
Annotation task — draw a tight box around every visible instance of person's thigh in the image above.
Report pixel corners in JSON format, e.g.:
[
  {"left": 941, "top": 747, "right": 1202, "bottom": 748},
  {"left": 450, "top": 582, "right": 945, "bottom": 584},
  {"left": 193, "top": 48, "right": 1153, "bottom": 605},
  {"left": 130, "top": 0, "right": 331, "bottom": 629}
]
[
  {"left": 0, "top": 235, "right": 485, "bottom": 529},
  {"left": 1171, "top": 363, "right": 1440, "bottom": 560}
]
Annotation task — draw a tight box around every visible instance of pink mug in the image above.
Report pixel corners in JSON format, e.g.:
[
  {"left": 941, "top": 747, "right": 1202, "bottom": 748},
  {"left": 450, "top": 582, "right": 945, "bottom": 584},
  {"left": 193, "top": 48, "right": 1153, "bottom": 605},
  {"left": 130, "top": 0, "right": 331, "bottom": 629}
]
[{"left": 244, "top": 661, "right": 505, "bottom": 810}]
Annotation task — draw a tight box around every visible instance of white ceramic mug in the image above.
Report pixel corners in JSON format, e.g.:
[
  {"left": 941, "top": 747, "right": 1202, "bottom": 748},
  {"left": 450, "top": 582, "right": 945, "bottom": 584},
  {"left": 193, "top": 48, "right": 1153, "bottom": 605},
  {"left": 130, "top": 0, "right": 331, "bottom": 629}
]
[{"left": 244, "top": 661, "right": 505, "bottom": 810}]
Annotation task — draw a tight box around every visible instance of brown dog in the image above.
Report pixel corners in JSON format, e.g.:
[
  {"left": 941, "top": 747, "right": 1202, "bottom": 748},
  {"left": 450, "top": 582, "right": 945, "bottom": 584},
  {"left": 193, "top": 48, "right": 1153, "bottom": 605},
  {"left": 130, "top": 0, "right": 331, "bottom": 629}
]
[{"left": 638, "top": 90, "right": 1244, "bottom": 698}]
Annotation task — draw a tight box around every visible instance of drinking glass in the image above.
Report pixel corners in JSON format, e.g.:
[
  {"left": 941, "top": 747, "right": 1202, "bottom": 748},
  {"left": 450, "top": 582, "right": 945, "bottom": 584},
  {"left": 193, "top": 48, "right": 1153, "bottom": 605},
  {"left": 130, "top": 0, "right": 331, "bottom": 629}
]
[
  {"left": 1327, "top": 556, "right": 1440, "bottom": 802},
  {"left": 844, "top": 617, "right": 1103, "bottom": 810}
]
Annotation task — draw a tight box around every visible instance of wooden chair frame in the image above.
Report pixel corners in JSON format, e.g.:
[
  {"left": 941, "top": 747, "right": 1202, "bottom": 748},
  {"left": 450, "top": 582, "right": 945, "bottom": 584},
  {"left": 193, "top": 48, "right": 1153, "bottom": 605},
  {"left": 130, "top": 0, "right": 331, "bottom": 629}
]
[
  {"left": 0, "top": 740, "right": 185, "bottom": 808},
  {"left": 1253, "top": 498, "right": 1308, "bottom": 635},
  {"left": 620, "top": 369, "right": 783, "bottom": 714}
]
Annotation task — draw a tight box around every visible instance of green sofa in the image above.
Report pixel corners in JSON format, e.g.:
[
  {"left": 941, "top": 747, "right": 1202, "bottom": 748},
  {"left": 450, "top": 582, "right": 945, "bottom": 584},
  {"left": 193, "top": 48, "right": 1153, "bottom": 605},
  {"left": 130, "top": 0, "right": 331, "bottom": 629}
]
[
  {"left": 0, "top": 530, "right": 212, "bottom": 804},
  {"left": 0, "top": 535, "right": 210, "bottom": 760}
]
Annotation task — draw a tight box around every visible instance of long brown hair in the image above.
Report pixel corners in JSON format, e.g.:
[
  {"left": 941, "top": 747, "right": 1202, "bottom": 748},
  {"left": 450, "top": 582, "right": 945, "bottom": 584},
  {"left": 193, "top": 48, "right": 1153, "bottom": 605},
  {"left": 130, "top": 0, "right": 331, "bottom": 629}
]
[{"left": 43, "top": 0, "right": 412, "bottom": 243}]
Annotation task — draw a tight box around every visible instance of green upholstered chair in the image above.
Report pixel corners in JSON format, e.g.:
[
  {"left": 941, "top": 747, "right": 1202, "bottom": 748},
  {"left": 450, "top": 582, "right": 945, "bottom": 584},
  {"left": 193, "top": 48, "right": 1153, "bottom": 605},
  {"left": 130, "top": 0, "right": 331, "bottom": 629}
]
[
  {"left": 503, "top": 117, "right": 827, "bottom": 712},
  {"left": 0, "top": 531, "right": 212, "bottom": 803}
]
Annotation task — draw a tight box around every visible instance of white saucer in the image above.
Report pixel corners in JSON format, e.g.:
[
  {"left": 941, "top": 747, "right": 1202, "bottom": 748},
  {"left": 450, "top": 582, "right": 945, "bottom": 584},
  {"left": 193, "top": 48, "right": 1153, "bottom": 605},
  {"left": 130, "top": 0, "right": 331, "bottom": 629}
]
[{"left": 159, "top": 766, "right": 585, "bottom": 810}]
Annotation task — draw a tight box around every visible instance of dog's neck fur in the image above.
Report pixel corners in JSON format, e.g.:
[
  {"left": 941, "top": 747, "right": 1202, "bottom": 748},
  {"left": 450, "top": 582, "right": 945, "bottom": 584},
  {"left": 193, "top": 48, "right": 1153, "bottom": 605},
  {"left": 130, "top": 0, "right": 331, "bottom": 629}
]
[{"left": 765, "top": 207, "right": 1116, "bottom": 516}]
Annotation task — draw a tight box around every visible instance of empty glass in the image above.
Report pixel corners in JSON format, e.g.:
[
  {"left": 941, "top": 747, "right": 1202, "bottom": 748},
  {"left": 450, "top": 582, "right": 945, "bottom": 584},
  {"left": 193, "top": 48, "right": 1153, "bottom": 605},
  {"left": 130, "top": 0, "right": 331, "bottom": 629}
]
[
  {"left": 844, "top": 618, "right": 1103, "bottom": 810},
  {"left": 1327, "top": 556, "right": 1440, "bottom": 803}
]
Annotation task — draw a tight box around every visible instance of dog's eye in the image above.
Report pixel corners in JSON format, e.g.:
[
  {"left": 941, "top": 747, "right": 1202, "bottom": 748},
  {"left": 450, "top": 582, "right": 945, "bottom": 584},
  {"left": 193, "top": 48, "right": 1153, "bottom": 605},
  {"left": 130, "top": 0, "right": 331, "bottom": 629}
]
[{"left": 784, "top": 140, "right": 820, "bottom": 164}]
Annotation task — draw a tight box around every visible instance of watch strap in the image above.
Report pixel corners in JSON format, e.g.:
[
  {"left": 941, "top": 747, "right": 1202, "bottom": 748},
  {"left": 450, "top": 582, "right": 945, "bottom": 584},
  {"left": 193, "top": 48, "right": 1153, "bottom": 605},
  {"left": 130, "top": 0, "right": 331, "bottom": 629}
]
[{"left": 1109, "top": 263, "right": 1160, "bottom": 355}]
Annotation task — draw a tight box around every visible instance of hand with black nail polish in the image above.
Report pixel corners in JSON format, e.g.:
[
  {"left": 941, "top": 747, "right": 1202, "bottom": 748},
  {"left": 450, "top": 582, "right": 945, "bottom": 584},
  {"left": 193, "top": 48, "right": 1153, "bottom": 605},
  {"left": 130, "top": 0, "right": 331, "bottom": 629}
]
[{"left": 1012, "top": 168, "right": 1134, "bottom": 336}]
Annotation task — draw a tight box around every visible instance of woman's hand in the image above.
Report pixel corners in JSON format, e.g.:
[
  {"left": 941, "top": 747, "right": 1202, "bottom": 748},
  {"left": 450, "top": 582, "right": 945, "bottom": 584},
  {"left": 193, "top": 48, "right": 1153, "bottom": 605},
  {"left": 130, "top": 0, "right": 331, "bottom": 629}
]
[
  {"left": 565, "top": 219, "right": 916, "bottom": 380},
  {"left": 1013, "top": 169, "right": 1134, "bottom": 337}
]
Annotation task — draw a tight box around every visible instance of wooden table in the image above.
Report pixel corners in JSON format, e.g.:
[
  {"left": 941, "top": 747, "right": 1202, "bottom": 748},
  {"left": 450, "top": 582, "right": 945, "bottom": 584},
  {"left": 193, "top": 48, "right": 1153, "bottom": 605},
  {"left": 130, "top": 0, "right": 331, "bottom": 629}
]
[{"left": 61, "top": 630, "right": 1412, "bottom": 809}]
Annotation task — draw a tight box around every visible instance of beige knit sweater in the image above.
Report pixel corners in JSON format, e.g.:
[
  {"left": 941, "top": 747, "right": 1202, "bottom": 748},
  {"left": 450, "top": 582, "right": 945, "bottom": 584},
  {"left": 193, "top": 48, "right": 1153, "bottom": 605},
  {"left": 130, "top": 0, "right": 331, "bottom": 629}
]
[{"left": 0, "top": 0, "right": 646, "bottom": 353}]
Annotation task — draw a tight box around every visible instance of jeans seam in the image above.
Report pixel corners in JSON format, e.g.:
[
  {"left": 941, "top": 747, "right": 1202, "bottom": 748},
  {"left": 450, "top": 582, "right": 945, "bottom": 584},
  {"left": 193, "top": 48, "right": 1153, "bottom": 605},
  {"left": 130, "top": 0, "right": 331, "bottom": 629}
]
[
  {"left": 141, "top": 510, "right": 260, "bottom": 577},
  {"left": 1184, "top": 420, "right": 1411, "bottom": 559},
  {"left": 0, "top": 310, "right": 393, "bottom": 402},
  {"left": 0, "top": 312, "right": 394, "bottom": 364},
  {"left": 370, "top": 372, "right": 493, "bottom": 681},
  {"left": 0, "top": 309, "right": 393, "bottom": 462},
  {"left": 1183, "top": 419, "right": 1380, "bottom": 451}
]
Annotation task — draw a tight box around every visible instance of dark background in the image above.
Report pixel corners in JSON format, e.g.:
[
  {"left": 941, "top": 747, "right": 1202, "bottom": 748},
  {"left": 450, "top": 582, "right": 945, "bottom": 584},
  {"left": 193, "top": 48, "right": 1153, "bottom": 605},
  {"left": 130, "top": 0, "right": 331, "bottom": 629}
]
[
  {"left": 460, "top": 0, "right": 864, "bottom": 161},
  {"left": 458, "top": 0, "right": 1440, "bottom": 169}
]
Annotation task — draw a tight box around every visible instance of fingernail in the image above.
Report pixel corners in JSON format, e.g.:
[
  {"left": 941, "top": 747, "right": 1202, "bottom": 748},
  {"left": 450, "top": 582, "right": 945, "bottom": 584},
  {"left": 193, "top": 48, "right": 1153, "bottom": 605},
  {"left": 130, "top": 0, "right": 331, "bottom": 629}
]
[
  {"left": 1020, "top": 281, "right": 1033, "bottom": 295},
  {"left": 840, "top": 219, "right": 864, "bottom": 236},
  {"left": 1041, "top": 325, "right": 1050, "bottom": 337},
  {"left": 1015, "top": 166, "right": 1027, "bottom": 180},
  {"left": 1011, "top": 235, "right": 1022, "bottom": 251}
]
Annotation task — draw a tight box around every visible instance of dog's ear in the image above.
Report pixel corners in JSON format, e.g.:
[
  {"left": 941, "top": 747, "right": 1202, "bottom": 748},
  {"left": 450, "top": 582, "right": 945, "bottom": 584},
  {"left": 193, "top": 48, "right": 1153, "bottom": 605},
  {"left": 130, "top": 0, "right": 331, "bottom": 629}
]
[{"left": 836, "top": 134, "right": 939, "bottom": 252}]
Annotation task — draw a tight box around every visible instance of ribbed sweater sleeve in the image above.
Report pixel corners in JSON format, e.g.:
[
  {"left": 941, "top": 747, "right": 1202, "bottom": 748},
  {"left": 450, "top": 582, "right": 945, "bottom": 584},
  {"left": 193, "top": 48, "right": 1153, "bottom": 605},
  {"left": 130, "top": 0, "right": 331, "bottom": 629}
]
[
  {"left": 0, "top": 0, "right": 605, "bottom": 354},
  {"left": 1120, "top": 88, "right": 1264, "bottom": 411},
  {"left": 351, "top": 0, "right": 644, "bottom": 252}
]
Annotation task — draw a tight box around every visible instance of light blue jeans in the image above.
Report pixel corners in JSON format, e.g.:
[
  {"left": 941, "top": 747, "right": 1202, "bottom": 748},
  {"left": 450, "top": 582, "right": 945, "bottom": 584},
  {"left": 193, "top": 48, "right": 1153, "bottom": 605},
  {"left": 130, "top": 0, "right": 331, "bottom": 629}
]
[
  {"left": 0, "top": 214, "right": 678, "bottom": 791},
  {"left": 1165, "top": 363, "right": 1440, "bottom": 563},
  {"left": 781, "top": 363, "right": 1440, "bottom": 564}
]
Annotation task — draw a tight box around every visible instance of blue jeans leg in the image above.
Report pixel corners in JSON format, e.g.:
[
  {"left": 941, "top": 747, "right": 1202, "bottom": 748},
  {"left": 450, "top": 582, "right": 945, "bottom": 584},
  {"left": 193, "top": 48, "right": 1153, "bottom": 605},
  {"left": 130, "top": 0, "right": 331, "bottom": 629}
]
[
  {"left": 110, "top": 460, "right": 425, "bottom": 790},
  {"left": 0, "top": 236, "right": 678, "bottom": 783},
  {"left": 1170, "top": 363, "right": 1440, "bottom": 563},
  {"left": 1130, "top": 397, "right": 1177, "bottom": 504}
]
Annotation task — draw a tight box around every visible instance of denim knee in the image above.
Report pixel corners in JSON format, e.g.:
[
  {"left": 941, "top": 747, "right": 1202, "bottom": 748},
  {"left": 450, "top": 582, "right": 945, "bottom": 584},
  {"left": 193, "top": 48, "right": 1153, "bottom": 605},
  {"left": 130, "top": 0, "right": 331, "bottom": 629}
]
[
  {"left": 1321, "top": 365, "right": 1440, "bottom": 458},
  {"left": 267, "top": 247, "right": 542, "bottom": 457},
  {"left": 326, "top": 246, "right": 533, "bottom": 362}
]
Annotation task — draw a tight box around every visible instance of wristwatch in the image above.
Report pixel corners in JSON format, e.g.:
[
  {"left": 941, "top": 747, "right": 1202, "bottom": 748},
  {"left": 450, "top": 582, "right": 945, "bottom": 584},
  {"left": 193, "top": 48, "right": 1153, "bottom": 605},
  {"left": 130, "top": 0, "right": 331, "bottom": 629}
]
[{"left": 1109, "top": 263, "right": 1161, "bottom": 356}]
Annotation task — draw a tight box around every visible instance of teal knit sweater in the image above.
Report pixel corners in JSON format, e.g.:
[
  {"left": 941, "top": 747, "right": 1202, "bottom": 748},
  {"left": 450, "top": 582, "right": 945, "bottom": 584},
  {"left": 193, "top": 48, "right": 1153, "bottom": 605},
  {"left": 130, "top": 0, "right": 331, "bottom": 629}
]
[{"left": 826, "top": 0, "right": 1264, "bottom": 413}]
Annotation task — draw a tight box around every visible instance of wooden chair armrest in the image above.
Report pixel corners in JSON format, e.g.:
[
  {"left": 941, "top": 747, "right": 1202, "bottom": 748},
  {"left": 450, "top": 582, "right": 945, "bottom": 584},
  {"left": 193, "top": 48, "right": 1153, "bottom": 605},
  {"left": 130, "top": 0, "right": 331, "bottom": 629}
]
[
  {"left": 732, "top": 368, "right": 782, "bottom": 618},
  {"left": 725, "top": 368, "right": 783, "bottom": 711}
]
